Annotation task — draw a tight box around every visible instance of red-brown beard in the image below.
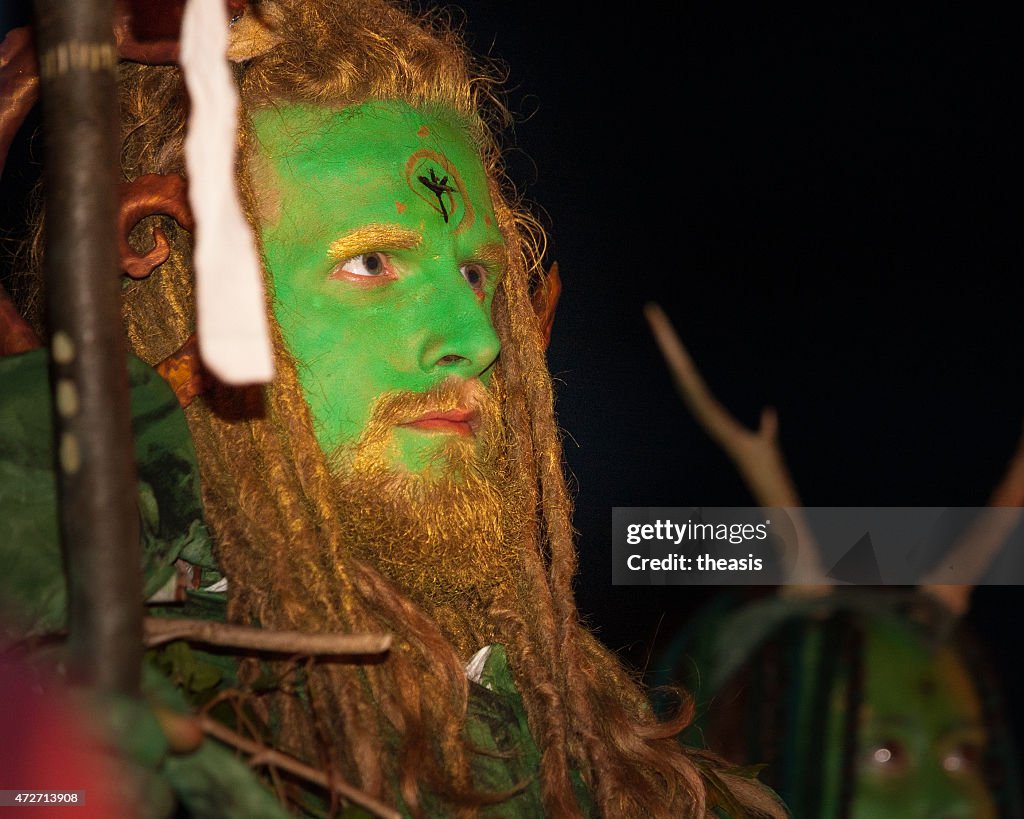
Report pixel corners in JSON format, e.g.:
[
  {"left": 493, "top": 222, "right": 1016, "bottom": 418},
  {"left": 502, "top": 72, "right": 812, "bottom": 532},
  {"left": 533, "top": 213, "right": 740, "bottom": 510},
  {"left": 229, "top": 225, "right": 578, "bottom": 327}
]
[{"left": 326, "top": 376, "right": 531, "bottom": 653}]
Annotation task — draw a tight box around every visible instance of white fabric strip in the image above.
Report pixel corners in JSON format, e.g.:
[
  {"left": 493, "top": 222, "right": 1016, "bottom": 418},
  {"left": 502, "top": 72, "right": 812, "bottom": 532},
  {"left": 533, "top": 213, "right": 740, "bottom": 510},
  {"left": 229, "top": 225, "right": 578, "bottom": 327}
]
[
  {"left": 464, "top": 645, "right": 493, "bottom": 685},
  {"left": 180, "top": 0, "right": 274, "bottom": 384}
]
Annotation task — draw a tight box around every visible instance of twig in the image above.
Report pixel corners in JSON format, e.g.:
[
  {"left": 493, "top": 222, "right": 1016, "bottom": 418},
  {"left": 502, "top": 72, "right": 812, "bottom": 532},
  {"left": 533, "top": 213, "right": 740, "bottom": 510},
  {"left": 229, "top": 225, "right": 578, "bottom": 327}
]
[
  {"left": 987, "top": 424, "right": 1024, "bottom": 507},
  {"left": 200, "top": 716, "right": 401, "bottom": 819},
  {"left": 144, "top": 617, "right": 391, "bottom": 655},
  {"left": 921, "top": 425, "right": 1024, "bottom": 615},
  {"left": 644, "top": 303, "right": 829, "bottom": 588},
  {"left": 644, "top": 303, "right": 801, "bottom": 507}
]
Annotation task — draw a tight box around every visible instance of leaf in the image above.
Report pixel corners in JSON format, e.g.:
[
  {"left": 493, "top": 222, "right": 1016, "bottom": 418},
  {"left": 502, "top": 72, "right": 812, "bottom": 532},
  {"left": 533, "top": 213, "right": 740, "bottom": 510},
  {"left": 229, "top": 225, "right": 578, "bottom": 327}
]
[
  {"left": 163, "top": 741, "right": 291, "bottom": 819},
  {"left": 163, "top": 640, "right": 199, "bottom": 688},
  {"left": 188, "top": 661, "right": 223, "bottom": 693}
]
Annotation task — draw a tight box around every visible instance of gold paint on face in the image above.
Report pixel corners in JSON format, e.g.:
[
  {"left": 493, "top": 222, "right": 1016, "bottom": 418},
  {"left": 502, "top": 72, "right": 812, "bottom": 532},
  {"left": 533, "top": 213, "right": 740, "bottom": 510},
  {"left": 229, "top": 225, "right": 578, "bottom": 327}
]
[{"left": 327, "top": 225, "right": 422, "bottom": 261}]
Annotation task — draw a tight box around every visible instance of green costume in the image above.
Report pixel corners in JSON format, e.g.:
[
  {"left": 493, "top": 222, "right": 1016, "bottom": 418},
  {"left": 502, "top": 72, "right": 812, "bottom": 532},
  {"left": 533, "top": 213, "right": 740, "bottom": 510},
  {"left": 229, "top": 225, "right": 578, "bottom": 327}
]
[
  {"left": 0, "top": 348, "right": 600, "bottom": 817},
  {"left": 655, "top": 591, "right": 1020, "bottom": 819}
]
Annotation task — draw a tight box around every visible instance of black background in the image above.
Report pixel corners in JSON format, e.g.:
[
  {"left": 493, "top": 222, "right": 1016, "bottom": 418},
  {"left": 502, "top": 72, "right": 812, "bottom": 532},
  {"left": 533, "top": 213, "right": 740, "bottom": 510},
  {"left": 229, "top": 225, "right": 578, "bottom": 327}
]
[
  {"left": 452, "top": 2, "right": 1023, "bottom": 741},
  {"left": 4, "top": 0, "right": 1022, "bottom": 745}
]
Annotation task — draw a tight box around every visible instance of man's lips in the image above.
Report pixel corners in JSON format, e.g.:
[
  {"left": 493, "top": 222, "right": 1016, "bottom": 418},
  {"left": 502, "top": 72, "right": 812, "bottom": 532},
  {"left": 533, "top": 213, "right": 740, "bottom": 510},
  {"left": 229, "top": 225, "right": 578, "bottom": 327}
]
[{"left": 400, "top": 408, "right": 479, "bottom": 437}]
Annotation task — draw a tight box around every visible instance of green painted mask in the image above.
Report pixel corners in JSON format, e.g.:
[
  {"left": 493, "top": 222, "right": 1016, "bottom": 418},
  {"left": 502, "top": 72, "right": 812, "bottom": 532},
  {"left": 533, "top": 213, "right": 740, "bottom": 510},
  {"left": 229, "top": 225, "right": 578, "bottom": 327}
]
[
  {"left": 844, "top": 620, "right": 995, "bottom": 819},
  {"left": 250, "top": 101, "right": 506, "bottom": 472},
  {"left": 658, "top": 596, "right": 1006, "bottom": 819}
]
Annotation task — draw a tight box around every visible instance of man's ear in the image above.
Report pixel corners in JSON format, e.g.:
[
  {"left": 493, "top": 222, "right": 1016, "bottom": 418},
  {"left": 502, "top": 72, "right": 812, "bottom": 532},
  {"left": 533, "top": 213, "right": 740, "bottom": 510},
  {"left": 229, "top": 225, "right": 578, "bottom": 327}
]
[
  {"left": 530, "top": 262, "right": 561, "bottom": 350},
  {"left": 228, "top": 3, "right": 284, "bottom": 62}
]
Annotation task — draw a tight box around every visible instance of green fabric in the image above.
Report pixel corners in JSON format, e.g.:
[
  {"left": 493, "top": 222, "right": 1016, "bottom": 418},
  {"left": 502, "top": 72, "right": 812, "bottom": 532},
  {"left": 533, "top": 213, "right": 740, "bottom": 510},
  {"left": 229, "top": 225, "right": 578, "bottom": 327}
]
[
  {"left": 467, "top": 645, "right": 596, "bottom": 817},
  {"left": 0, "top": 348, "right": 212, "bottom": 637},
  {"left": 0, "top": 349, "right": 284, "bottom": 817},
  {"left": 0, "top": 349, "right": 760, "bottom": 817},
  {"left": 0, "top": 350, "right": 603, "bottom": 816},
  {"left": 140, "top": 658, "right": 290, "bottom": 818}
]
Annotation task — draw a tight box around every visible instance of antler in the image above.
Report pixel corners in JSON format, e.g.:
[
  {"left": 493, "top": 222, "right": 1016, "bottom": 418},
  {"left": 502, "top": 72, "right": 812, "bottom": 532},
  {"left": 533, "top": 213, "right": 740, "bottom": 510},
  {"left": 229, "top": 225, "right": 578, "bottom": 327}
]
[
  {"left": 920, "top": 426, "right": 1024, "bottom": 615},
  {"left": 531, "top": 261, "right": 561, "bottom": 350},
  {"left": 644, "top": 302, "right": 829, "bottom": 589},
  {"left": 646, "top": 303, "right": 1024, "bottom": 614},
  {"left": 984, "top": 426, "right": 1024, "bottom": 507}
]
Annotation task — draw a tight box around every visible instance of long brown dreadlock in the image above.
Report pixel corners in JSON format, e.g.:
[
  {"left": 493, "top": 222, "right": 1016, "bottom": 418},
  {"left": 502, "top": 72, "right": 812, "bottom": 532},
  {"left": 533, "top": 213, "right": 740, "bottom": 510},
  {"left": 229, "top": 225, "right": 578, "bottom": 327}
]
[{"left": 104, "top": 1, "right": 784, "bottom": 816}]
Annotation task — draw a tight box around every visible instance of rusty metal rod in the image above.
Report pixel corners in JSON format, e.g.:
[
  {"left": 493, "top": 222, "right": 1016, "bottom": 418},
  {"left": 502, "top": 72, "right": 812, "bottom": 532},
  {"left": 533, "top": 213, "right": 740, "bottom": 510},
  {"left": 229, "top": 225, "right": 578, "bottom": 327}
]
[{"left": 32, "top": 0, "right": 141, "bottom": 695}]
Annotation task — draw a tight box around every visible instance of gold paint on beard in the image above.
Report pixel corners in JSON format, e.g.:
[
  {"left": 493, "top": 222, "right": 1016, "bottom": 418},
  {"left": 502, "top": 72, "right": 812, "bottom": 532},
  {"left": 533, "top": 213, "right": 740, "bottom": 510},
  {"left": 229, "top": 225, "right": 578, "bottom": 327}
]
[{"left": 329, "top": 376, "right": 530, "bottom": 654}]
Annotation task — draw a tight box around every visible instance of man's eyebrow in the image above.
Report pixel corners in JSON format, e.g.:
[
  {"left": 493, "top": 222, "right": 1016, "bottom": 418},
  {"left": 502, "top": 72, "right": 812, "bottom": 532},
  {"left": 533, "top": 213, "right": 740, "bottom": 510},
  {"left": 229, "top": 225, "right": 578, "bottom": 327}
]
[
  {"left": 327, "top": 225, "right": 422, "bottom": 259},
  {"left": 473, "top": 242, "right": 508, "bottom": 272}
]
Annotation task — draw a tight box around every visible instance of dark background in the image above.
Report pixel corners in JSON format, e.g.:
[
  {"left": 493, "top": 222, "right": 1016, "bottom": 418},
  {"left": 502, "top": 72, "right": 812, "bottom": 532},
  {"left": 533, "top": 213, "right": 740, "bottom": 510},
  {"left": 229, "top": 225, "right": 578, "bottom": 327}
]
[
  {"left": 4, "top": 0, "right": 1022, "bottom": 744},
  {"left": 453, "top": 1, "right": 1024, "bottom": 739}
]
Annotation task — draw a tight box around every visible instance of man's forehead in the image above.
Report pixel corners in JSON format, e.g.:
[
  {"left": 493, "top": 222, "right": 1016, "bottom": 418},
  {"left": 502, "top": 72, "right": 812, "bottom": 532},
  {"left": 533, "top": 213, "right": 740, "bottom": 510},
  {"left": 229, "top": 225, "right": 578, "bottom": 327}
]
[
  {"left": 251, "top": 100, "right": 502, "bottom": 242},
  {"left": 255, "top": 101, "right": 466, "bottom": 156}
]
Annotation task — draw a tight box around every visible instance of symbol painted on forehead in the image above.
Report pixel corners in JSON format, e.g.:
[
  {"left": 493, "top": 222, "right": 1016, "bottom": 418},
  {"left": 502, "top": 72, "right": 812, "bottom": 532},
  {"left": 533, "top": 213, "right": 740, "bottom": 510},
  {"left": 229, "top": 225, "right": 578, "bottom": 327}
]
[
  {"left": 405, "top": 149, "right": 475, "bottom": 234},
  {"left": 418, "top": 168, "right": 456, "bottom": 223}
]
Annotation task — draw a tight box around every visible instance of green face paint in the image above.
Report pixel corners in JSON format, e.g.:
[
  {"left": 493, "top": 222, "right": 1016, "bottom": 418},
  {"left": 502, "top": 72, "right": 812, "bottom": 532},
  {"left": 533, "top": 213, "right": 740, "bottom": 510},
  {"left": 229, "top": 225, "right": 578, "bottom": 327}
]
[
  {"left": 251, "top": 101, "right": 506, "bottom": 472},
  {"left": 840, "top": 621, "right": 995, "bottom": 819}
]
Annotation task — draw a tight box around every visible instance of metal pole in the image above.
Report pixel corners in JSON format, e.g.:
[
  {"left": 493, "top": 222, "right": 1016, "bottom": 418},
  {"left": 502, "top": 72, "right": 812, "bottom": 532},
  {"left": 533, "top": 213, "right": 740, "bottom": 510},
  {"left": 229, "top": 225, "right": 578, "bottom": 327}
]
[{"left": 32, "top": 0, "right": 141, "bottom": 695}]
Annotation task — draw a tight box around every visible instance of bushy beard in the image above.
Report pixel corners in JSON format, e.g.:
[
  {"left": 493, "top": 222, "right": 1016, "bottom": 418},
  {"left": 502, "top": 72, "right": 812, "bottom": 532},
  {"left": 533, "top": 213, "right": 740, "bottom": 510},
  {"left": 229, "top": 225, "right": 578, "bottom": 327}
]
[{"left": 327, "top": 376, "right": 530, "bottom": 654}]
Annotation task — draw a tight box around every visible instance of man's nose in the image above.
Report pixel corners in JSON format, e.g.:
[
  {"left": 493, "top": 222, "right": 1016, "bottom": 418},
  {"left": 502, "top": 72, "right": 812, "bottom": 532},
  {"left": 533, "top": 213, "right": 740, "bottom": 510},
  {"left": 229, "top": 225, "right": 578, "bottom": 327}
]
[
  {"left": 415, "top": 270, "right": 501, "bottom": 377},
  {"left": 910, "top": 768, "right": 993, "bottom": 819}
]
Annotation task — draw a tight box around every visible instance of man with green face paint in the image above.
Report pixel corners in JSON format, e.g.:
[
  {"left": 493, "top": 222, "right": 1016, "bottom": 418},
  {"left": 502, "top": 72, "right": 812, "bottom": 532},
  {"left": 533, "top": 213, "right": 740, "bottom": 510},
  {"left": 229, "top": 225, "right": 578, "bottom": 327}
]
[
  {"left": 254, "top": 101, "right": 506, "bottom": 474},
  {"left": 1, "top": 0, "right": 796, "bottom": 812},
  {"left": 846, "top": 618, "right": 995, "bottom": 818},
  {"left": 658, "top": 593, "right": 1015, "bottom": 819},
  {"left": 73, "top": 0, "right": 788, "bottom": 816},
  {"left": 247, "top": 99, "right": 527, "bottom": 606}
]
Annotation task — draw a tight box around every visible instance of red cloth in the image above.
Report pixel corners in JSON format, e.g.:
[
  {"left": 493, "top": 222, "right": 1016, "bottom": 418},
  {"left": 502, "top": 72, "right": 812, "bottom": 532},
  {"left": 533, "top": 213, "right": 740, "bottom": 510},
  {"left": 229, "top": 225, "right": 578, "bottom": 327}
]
[{"left": 0, "top": 653, "right": 133, "bottom": 818}]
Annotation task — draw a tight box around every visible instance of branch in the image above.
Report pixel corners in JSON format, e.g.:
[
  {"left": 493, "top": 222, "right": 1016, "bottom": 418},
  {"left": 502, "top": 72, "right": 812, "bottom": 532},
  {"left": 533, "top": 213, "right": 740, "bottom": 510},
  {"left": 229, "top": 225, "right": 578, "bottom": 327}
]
[
  {"left": 644, "top": 303, "right": 828, "bottom": 588},
  {"left": 200, "top": 716, "right": 402, "bottom": 819},
  {"left": 920, "top": 424, "right": 1024, "bottom": 616},
  {"left": 143, "top": 617, "right": 391, "bottom": 655},
  {"left": 987, "top": 424, "right": 1024, "bottom": 507},
  {"left": 918, "top": 508, "right": 1023, "bottom": 617},
  {"left": 644, "top": 303, "right": 801, "bottom": 507}
]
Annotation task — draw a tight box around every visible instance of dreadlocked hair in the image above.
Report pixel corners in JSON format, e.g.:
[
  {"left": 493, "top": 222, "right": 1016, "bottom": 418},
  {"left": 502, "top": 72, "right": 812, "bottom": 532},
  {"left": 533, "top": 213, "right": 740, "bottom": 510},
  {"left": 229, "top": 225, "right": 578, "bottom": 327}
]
[{"left": 113, "top": 0, "right": 784, "bottom": 815}]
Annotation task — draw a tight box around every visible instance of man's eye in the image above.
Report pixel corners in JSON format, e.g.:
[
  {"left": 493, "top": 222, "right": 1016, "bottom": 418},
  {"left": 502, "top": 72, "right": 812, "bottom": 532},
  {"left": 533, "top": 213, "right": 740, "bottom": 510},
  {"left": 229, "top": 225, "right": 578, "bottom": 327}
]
[
  {"left": 862, "top": 739, "right": 910, "bottom": 777},
  {"left": 942, "top": 742, "right": 982, "bottom": 774},
  {"left": 333, "top": 252, "right": 394, "bottom": 280},
  {"left": 460, "top": 263, "right": 487, "bottom": 292}
]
